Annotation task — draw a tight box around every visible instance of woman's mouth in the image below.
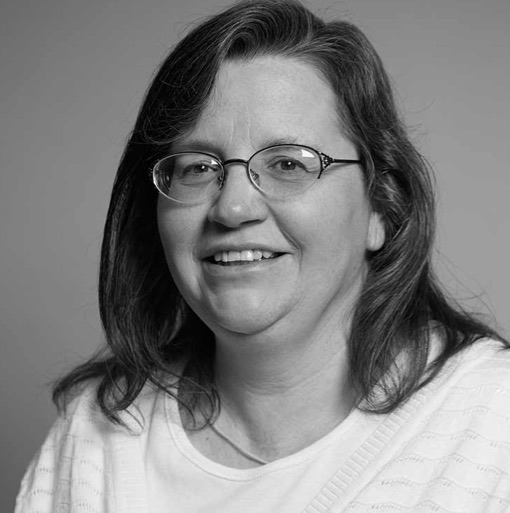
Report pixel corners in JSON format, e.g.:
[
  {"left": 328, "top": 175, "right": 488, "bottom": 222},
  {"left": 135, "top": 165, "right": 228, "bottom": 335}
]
[{"left": 206, "top": 250, "right": 282, "bottom": 266}]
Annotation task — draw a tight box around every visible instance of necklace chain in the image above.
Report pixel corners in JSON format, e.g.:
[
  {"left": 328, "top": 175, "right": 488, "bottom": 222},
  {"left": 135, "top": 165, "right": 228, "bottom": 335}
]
[{"left": 209, "top": 423, "right": 269, "bottom": 465}]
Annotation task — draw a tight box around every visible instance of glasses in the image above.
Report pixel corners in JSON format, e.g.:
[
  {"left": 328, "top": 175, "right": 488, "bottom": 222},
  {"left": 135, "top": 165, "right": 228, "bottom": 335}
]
[{"left": 151, "top": 144, "right": 361, "bottom": 203}]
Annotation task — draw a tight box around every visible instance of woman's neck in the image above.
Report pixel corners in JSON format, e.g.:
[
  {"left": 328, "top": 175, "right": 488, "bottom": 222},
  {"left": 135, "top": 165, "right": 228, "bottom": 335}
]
[{"left": 210, "top": 325, "right": 356, "bottom": 462}]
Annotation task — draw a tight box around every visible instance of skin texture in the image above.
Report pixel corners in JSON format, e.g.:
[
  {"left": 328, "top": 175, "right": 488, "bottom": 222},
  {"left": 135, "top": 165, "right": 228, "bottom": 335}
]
[{"left": 157, "top": 56, "right": 385, "bottom": 465}]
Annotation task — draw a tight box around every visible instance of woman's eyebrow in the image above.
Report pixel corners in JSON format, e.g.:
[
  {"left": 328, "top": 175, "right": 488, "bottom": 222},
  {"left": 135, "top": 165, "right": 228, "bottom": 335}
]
[
  {"left": 259, "top": 136, "right": 302, "bottom": 147},
  {"left": 170, "top": 139, "right": 219, "bottom": 154},
  {"left": 170, "top": 136, "right": 304, "bottom": 154}
]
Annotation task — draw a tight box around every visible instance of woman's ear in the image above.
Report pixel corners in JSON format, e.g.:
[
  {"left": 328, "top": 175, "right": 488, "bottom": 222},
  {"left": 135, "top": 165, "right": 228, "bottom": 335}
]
[{"left": 366, "top": 211, "right": 385, "bottom": 251}]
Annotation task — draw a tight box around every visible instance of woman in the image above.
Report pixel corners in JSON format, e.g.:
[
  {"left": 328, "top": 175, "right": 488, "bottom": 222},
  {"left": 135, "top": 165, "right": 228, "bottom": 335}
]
[{"left": 16, "top": 0, "right": 510, "bottom": 511}]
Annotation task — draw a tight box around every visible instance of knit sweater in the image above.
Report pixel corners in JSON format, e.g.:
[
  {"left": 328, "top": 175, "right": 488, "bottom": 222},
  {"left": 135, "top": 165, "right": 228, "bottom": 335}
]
[{"left": 15, "top": 339, "right": 510, "bottom": 512}]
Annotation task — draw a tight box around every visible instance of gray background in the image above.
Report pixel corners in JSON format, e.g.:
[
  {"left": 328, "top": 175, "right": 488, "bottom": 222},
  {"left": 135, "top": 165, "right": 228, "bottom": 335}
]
[{"left": 2, "top": 0, "right": 509, "bottom": 509}]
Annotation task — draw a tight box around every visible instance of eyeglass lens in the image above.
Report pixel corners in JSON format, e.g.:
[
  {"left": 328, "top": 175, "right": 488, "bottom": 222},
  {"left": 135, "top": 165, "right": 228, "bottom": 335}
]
[{"left": 154, "top": 145, "right": 322, "bottom": 202}]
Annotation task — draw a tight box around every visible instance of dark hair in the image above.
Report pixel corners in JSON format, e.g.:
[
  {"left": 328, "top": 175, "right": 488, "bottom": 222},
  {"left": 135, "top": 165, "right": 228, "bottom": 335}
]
[{"left": 53, "top": 0, "right": 505, "bottom": 424}]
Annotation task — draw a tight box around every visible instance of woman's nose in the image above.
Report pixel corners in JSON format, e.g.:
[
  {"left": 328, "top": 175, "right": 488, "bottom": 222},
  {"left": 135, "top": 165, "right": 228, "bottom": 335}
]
[{"left": 207, "top": 162, "right": 268, "bottom": 228}]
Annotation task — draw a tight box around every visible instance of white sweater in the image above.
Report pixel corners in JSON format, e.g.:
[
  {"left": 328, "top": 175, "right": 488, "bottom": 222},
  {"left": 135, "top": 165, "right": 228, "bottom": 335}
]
[{"left": 15, "top": 340, "right": 510, "bottom": 512}]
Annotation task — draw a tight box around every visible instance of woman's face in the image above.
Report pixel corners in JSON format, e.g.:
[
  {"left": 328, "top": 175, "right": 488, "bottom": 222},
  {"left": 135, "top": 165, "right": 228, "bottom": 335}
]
[{"left": 157, "top": 56, "right": 384, "bottom": 339}]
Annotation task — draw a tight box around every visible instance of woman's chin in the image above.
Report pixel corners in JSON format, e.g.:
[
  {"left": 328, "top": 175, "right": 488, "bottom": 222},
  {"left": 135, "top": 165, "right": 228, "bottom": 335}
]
[{"left": 200, "top": 297, "right": 290, "bottom": 338}]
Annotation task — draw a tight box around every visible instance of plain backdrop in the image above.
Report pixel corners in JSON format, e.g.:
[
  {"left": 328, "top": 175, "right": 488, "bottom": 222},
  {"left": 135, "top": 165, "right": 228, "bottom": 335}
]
[{"left": 2, "top": 0, "right": 509, "bottom": 509}]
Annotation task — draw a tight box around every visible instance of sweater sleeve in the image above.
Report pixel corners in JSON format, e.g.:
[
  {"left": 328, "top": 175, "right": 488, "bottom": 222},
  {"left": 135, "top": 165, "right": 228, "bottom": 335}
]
[{"left": 15, "top": 388, "right": 116, "bottom": 513}]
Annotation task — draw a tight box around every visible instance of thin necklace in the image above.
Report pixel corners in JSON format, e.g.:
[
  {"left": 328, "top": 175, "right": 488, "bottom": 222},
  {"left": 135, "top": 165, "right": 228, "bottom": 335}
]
[{"left": 209, "top": 423, "right": 269, "bottom": 465}]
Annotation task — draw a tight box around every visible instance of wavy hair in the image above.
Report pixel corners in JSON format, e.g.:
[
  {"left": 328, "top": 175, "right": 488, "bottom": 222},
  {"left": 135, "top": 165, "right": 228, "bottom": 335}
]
[{"left": 53, "top": 0, "right": 504, "bottom": 424}]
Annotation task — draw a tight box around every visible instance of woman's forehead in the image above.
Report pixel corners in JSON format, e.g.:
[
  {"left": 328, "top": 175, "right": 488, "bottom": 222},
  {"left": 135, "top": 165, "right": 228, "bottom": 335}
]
[
  {"left": 209, "top": 56, "right": 335, "bottom": 112},
  {"left": 175, "top": 56, "right": 348, "bottom": 155}
]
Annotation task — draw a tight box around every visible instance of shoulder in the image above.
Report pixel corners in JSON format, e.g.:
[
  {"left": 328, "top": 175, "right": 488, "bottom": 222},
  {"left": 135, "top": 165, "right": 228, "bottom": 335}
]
[
  {"left": 425, "top": 338, "right": 510, "bottom": 410},
  {"left": 410, "top": 338, "right": 510, "bottom": 468},
  {"left": 54, "top": 376, "right": 166, "bottom": 436},
  {"left": 352, "top": 340, "right": 510, "bottom": 511},
  {"left": 15, "top": 380, "right": 158, "bottom": 513},
  {"left": 436, "top": 338, "right": 510, "bottom": 424},
  {"left": 444, "top": 337, "right": 510, "bottom": 393}
]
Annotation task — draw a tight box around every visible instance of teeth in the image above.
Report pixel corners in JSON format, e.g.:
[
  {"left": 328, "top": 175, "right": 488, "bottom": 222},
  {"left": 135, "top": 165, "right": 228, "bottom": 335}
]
[
  {"left": 240, "top": 250, "right": 253, "bottom": 261},
  {"left": 212, "top": 250, "right": 276, "bottom": 262}
]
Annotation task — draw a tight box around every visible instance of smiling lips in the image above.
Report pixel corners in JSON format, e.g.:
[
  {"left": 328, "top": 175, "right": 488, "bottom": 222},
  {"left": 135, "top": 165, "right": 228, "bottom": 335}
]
[{"left": 210, "top": 249, "right": 280, "bottom": 265}]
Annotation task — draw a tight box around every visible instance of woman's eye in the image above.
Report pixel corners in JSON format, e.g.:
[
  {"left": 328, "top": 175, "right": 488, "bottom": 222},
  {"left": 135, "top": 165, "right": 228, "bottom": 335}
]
[
  {"left": 191, "top": 164, "right": 214, "bottom": 174},
  {"left": 270, "top": 158, "right": 306, "bottom": 173},
  {"left": 278, "top": 160, "right": 297, "bottom": 171},
  {"left": 180, "top": 163, "right": 218, "bottom": 176}
]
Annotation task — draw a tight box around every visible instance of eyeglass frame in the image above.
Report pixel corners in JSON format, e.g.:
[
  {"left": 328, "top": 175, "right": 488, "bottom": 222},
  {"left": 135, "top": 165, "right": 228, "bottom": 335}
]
[{"left": 150, "top": 143, "right": 362, "bottom": 202}]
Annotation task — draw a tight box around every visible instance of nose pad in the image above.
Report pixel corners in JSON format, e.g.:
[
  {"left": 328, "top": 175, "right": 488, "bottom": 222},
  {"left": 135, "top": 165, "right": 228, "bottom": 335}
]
[
  {"left": 249, "top": 168, "right": 260, "bottom": 187},
  {"left": 217, "top": 171, "right": 227, "bottom": 190},
  {"left": 217, "top": 166, "right": 259, "bottom": 191},
  {"left": 216, "top": 159, "right": 254, "bottom": 194},
  {"left": 207, "top": 162, "right": 267, "bottom": 228}
]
